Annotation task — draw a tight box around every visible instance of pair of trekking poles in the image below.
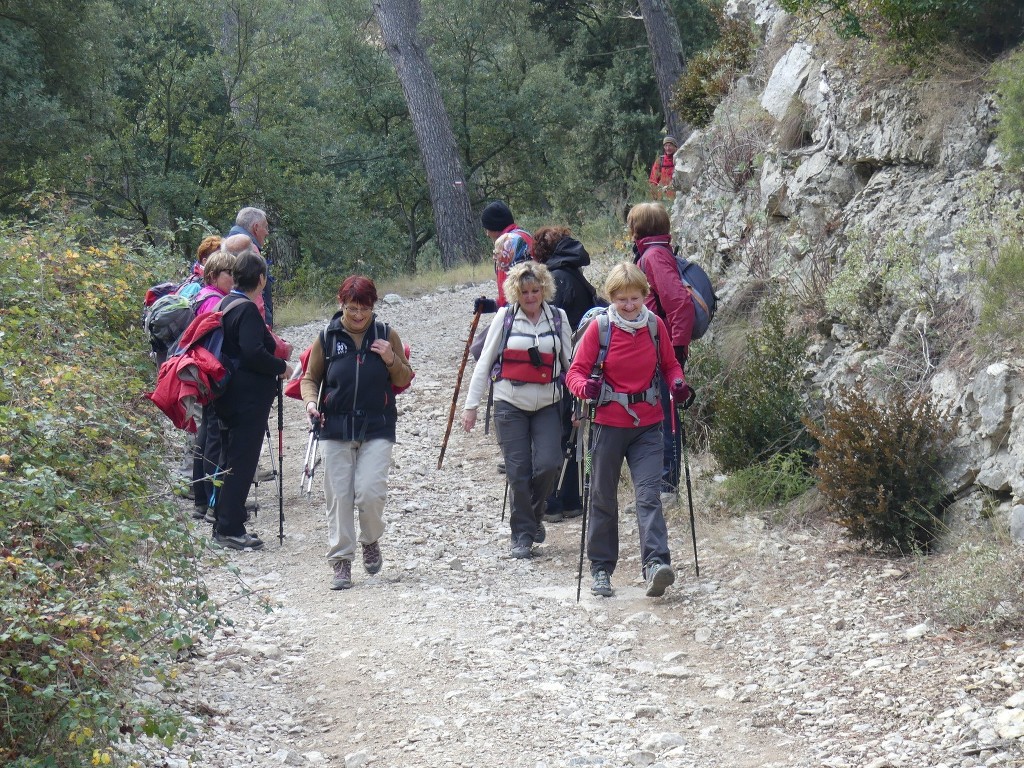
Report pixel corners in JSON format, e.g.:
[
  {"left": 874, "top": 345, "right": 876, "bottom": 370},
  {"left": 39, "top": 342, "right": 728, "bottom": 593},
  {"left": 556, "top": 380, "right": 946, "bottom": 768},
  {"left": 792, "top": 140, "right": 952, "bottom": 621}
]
[{"left": 557, "top": 391, "right": 700, "bottom": 602}]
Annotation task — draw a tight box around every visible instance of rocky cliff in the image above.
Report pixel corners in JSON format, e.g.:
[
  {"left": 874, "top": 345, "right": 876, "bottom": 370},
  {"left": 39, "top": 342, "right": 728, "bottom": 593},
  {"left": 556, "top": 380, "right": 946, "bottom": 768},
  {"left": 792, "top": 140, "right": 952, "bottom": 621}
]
[{"left": 670, "top": 0, "right": 1023, "bottom": 537}]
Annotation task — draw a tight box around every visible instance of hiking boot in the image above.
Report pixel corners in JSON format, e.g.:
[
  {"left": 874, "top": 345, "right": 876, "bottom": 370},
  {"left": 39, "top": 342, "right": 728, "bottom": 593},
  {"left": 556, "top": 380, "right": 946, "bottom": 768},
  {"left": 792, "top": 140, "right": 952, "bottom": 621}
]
[
  {"left": 510, "top": 544, "right": 532, "bottom": 559},
  {"left": 562, "top": 508, "right": 583, "bottom": 519},
  {"left": 535, "top": 522, "right": 546, "bottom": 544},
  {"left": 192, "top": 506, "right": 208, "bottom": 520},
  {"left": 362, "top": 541, "right": 383, "bottom": 575},
  {"left": 543, "top": 511, "right": 564, "bottom": 524},
  {"left": 644, "top": 561, "right": 675, "bottom": 598},
  {"left": 591, "top": 570, "right": 613, "bottom": 597},
  {"left": 496, "top": 460, "right": 506, "bottom": 474},
  {"left": 331, "top": 560, "right": 352, "bottom": 590},
  {"left": 212, "top": 532, "right": 265, "bottom": 551},
  {"left": 204, "top": 509, "right": 217, "bottom": 524},
  {"left": 255, "top": 468, "right": 277, "bottom": 483}
]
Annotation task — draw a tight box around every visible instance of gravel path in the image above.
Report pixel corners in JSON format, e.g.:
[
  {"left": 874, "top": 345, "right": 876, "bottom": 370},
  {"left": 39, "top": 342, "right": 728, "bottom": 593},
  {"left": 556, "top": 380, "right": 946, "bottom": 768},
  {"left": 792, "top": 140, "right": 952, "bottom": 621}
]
[{"left": 136, "top": 284, "right": 1024, "bottom": 768}]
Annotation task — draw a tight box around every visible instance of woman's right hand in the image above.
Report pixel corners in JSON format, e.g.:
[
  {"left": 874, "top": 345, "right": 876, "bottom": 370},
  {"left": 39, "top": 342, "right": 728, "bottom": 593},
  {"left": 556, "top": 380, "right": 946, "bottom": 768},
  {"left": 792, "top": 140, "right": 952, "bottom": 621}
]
[{"left": 461, "top": 409, "right": 477, "bottom": 433}]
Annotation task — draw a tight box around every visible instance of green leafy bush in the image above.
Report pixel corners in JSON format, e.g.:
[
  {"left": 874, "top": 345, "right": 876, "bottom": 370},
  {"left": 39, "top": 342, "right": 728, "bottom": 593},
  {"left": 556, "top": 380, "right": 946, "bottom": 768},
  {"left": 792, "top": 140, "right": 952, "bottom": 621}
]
[
  {"left": 977, "top": 236, "right": 1024, "bottom": 355},
  {"left": 709, "top": 293, "right": 810, "bottom": 471},
  {"left": 995, "top": 48, "right": 1024, "bottom": 172},
  {"left": 778, "top": 0, "right": 1024, "bottom": 62},
  {"left": 671, "top": 7, "right": 756, "bottom": 128},
  {"left": 720, "top": 450, "right": 815, "bottom": 509},
  {"left": 806, "top": 384, "right": 950, "bottom": 554},
  {"left": 0, "top": 202, "right": 215, "bottom": 766}
]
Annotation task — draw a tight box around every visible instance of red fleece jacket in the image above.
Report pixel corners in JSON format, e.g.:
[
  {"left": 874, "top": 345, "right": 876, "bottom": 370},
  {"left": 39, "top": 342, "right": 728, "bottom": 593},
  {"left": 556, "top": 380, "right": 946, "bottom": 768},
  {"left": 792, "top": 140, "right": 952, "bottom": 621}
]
[{"left": 566, "top": 313, "right": 684, "bottom": 428}]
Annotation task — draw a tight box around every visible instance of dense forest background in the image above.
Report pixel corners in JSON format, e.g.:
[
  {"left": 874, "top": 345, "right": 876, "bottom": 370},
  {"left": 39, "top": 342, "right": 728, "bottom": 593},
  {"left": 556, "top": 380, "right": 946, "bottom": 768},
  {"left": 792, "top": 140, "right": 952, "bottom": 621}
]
[{"left": 0, "top": 0, "right": 722, "bottom": 289}]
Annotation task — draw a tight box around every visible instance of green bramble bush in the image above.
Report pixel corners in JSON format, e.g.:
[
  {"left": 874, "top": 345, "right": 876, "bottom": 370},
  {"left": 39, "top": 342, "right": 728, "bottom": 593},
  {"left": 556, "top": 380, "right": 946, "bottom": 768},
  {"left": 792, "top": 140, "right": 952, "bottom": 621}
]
[
  {"left": 806, "top": 384, "right": 950, "bottom": 554},
  {"left": 708, "top": 292, "right": 811, "bottom": 472},
  {"left": 0, "top": 199, "right": 216, "bottom": 767}
]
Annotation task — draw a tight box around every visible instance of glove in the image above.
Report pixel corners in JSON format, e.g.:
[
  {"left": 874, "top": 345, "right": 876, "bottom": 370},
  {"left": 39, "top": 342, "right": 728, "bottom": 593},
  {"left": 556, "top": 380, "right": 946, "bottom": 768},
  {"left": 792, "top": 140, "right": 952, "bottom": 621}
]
[
  {"left": 582, "top": 378, "right": 602, "bottom": 401},
  {"left": 671, "top": 380, "right": 696, "bottom": 409},
  {"left": 473, "top": 297, "right": 498, "bottom": 315},
  {"left": 674, "top": 345, "right": 688, "bottom": 370}
]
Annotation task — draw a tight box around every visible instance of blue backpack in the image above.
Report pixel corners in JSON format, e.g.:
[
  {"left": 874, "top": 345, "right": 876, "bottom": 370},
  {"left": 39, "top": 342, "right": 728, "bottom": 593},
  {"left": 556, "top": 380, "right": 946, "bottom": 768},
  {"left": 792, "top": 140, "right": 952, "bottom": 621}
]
[{"left": 639, "top": 245, "right": 717, "bottom": 340}]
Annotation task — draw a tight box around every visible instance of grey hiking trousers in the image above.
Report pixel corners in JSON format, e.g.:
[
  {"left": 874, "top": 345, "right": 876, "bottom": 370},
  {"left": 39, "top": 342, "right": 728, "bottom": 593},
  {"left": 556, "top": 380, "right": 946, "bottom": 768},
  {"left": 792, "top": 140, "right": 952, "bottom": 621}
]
[
  {"left": 493, "top": 401, "right": 562, "bottom": 548},
  {"left": 587, "top": 422, "right": 671, "bottom": 576}
]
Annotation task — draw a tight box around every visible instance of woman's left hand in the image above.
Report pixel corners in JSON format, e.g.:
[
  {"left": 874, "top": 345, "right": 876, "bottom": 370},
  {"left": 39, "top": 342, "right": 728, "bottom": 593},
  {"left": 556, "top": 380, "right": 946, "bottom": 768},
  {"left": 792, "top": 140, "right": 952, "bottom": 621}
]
[{"left": 370, "top": 339, "right": 396, "bottom": 367}]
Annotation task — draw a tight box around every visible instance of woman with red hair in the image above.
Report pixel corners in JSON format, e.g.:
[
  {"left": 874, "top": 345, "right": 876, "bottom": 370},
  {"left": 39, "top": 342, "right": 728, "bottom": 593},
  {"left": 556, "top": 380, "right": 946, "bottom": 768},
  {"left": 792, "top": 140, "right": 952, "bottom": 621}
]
[{"left": 300, "top": 276, "right": 413, "bottom": 590}]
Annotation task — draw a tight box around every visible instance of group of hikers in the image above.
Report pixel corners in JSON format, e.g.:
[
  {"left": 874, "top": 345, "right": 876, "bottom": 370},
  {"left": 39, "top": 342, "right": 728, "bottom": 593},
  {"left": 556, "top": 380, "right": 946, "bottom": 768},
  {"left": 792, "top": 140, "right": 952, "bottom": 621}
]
[
  {"left": 458, "top": 200, "right": 695, "bottom": 599},
  {"left": 155, "top": 196, "right": 697, "bottom": 601}
]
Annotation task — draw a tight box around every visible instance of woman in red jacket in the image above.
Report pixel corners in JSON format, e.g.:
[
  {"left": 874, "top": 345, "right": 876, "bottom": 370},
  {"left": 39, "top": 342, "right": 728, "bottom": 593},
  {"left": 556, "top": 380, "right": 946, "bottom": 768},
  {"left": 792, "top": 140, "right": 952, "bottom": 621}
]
[{"left": 565, "top": 262, "right": 689, "bottom": 598}]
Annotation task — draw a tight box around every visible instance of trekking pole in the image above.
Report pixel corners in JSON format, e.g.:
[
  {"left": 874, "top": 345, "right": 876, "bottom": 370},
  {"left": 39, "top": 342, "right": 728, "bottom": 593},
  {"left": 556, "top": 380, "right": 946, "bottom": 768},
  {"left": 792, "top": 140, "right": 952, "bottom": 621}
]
[
  {"left": 576, "top": 400, "right": 595, "bottom": 603},
  {"left": 673, "top": 396, "right": 683, "bottom": 502},
  {"left": 300, "top": 380, "right": 324, "bottom": 497},
  {"left": 277, "top": 378, "right": 285, "bottom": 546},
  {"left": 438, "top": 308, "right": 483, "bottom": 469},
  {"left": 484, "top": 382, "right": 494, "bottom": 436},
  {"left": 554, "top": 421, "right": 579, "bottom": 498},
  {"left": 500, "top": 477, "right": 509, "bottom": 523},
  {"left": 677, "top": 390, "right": 700, "bottom": 577}
]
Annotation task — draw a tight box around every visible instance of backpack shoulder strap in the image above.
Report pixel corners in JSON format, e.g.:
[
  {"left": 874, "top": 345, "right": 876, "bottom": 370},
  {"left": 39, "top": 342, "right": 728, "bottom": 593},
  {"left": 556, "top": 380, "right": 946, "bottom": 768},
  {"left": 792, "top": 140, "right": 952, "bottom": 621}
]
[
  {"left": 592, "top": 310, "right": 612, "bottom": 379},
  {"left": 646, "top": 313, "right": 660, "bottom": 366}
]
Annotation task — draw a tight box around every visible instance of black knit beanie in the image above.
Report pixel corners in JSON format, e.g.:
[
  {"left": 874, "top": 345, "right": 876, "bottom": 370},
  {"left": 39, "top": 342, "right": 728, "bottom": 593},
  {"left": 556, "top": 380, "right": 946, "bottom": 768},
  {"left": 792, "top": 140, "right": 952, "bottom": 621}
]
[{"left": 481, "top": 201, "right": 514, "bottom": 231}]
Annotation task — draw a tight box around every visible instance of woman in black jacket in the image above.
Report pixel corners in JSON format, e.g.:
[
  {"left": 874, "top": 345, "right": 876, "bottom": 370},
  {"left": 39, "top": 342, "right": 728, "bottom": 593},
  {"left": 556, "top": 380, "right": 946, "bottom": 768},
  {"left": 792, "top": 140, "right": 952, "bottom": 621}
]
[
  {"left": 213, "top": 248, "right": 293, "bottom": 550},
  {"left": 532, "top": 226, "right": 604, "bottom": 523}
]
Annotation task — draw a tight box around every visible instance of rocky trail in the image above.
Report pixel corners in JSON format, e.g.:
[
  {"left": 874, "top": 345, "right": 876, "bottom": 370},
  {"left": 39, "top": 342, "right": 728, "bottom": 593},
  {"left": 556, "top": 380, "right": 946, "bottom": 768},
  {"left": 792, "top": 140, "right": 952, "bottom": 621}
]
[{"left": 138, "top": 283, "right": 1024, "bottom": 768}]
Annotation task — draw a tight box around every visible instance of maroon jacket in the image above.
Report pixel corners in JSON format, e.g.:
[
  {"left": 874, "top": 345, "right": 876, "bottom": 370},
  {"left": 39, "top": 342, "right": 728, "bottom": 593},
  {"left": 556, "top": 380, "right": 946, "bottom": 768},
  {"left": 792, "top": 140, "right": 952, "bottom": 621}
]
[{"left": 633, "top": 235, "right": 696, "bottom": 350}]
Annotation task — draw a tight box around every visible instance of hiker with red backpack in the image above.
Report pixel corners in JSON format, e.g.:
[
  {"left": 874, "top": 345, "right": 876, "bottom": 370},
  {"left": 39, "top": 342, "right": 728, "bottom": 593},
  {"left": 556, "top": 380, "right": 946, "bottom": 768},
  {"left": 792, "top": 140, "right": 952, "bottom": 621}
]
[
  {"left": 565, "top": 262, "right": 690, "bottom": 598},
  {"left": 188, "top": 248, "right": 237, "bottom": 523},
  {"left": 211, "top": 248, "right": 293, "bottom": 551},
  {"left": 472, "top": 201, "right": 534, "bottom": 315},
  {"left": 628, "top": 202, "right": 696, "bottom": 502},
  {"left": 462, "top": 262, "right": 572, "bottom": 559},
  {"left": 300, "top": 276, "right": 413, "bottom": 590}
]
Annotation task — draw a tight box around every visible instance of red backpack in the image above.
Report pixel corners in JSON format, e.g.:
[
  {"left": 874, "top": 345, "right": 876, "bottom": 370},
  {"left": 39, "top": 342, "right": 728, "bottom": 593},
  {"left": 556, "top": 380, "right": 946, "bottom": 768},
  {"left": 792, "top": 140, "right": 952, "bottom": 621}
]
[{"left": 145, "top": 298, "right": 247, "bottom": 431}]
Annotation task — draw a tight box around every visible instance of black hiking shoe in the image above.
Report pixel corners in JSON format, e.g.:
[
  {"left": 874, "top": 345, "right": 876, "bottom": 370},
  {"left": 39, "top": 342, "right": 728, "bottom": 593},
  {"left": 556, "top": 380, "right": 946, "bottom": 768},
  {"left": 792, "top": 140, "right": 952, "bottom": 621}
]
[
  {"left": 510, "top": 544, "right": 532, "bottom": 559},
  {"left": 535, "top": 522, "right": 546, "bottom": 544},
  {"left": 543, "top": 511, "right": 563, "bottom": 523},
  {"left": 591, "top": 570, "right": 613, "bottom": 597},
  {"left": 192, "top": 506, "right": 208, "bottom": 520},
  {"left": 644, "top": 561, "right": 675, "bottom": 597},
  {"left": 562, "top": 508, "right": 583, "bottom": 519},
  {"left": 212, "top": 532, "right": 264, "bottom": 551}
]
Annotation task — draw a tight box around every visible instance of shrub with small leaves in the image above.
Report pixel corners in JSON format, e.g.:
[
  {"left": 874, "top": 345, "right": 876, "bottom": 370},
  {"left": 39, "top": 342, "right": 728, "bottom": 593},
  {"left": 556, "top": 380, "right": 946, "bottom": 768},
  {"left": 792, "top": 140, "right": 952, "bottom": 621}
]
[
  {"left": 806, "top": 384, "right": 950, "bottom": 554},
  {"left": 670, "top": 7, "right": 755, "bottom": 128}
]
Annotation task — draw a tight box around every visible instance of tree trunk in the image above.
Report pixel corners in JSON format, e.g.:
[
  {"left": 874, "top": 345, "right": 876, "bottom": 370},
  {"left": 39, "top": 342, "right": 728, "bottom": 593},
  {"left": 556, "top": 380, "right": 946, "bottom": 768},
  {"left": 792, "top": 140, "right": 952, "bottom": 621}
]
[
  {"left": 371, "top": 0, "right": 479, "bottom": 269},
  {"left": 637, "top": 0, "right": 690, "bottom": 142}
]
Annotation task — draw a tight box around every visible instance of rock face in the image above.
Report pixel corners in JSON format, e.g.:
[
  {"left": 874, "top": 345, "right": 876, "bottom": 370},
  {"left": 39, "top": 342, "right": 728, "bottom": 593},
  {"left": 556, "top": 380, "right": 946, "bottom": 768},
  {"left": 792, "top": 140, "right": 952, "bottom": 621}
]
[{"left": 669, "top": 2, "right": 1023, "bottom": 527}]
